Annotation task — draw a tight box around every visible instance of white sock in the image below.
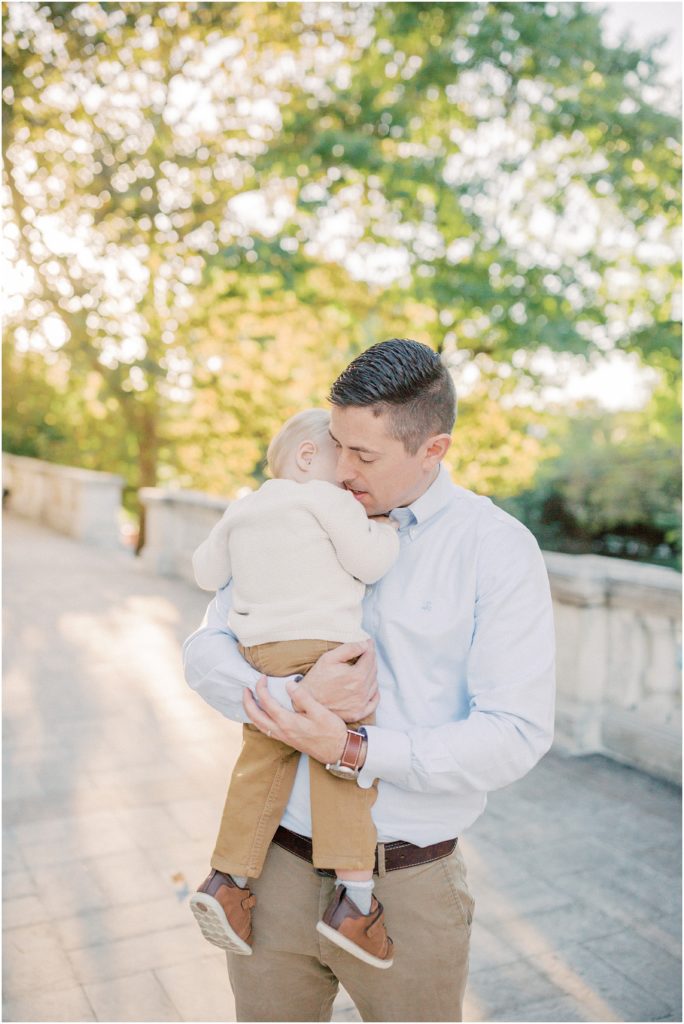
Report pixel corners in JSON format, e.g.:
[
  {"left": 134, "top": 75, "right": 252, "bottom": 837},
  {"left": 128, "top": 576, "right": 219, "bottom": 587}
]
[
  {"left": 337, "top": 878, "right": 374, "bottom": 914},
  {"left": 230, "top": 874, "right": 248, "bottom": 888}
]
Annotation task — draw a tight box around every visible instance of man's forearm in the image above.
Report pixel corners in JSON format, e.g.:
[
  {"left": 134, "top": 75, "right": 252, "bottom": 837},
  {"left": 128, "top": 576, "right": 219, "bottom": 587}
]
[
  {"left": 357, "top": 696, "right": 554, "bottom": 796},
  {"left": 183, "top": 590, "right": 300, "bottom": 720},
  {"left": 185, "top": 588, "right": 378, "bottom": 731}
]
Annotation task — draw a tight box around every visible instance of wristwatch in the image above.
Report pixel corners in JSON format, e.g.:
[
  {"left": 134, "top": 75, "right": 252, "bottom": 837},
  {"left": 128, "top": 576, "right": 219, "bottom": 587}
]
[{"left": 325, "top": 728, "right": 367, "bottom": 780}]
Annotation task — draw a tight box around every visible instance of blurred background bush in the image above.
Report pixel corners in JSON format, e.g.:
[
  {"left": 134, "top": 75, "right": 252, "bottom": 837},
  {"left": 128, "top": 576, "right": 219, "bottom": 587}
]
[{"left": 3, "top": 1, "right": 681, "bottom": 564}]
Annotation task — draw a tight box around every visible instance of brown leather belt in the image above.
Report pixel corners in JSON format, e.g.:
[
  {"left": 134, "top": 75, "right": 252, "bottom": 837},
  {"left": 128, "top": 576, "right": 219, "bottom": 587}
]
[{"left": 272, "top": 825, "right": 457, "bottom": 876}]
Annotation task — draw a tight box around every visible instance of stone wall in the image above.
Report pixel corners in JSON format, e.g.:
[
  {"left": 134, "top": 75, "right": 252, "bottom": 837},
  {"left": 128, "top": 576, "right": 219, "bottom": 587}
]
[
  {"left": 80, "top": 484, "right": 684, "bottom": 783},
  {"left": 139, "top": 486, "right": 229, "bottom": 583},
  {"left": 2, "top": 453, "right": 124, "bottom": 548},
  {"left": 6, "top": 458, "right": 679, "bottom": 780},
  {"left": 545, "top": 552, "right": 681, "bottom": 784}
]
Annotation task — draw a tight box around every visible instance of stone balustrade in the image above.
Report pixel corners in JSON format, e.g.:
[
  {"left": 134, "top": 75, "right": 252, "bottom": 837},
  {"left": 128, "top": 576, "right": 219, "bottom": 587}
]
[
  {"left": 2, "top": 452, "right": 124, "bottom": 548},
  {"left": 139, "top": 486, "right": 229, "bottom": 582},
  {"left": 4, "top": 459, "right": 679, "bottom": 781},
  {"left": 84, "top": 485, "right": 684, "bottom": 784},
  {"left": 544, "top": 552, "right": 681, "bottom": 784}
]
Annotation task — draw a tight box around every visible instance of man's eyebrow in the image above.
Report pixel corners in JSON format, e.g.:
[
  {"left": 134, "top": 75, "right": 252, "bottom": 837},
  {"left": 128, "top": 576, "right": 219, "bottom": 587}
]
[{"left": 328, "top": 429, "right": 381, "bottom": 456}]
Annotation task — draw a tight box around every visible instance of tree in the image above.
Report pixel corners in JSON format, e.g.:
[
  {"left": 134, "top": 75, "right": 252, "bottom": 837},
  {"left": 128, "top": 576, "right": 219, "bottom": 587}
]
[
  {"left": 501, "top": 402, "right": 682, "bottom": 567},
  {"left": 3, "top": 1, "right": 318, "bottom": 540},
  {"left": 252, "top": 2, "right": 679, "bottom": 361},
  {"left": 3, "top": 2, "right": 680, "bottom": 546}
]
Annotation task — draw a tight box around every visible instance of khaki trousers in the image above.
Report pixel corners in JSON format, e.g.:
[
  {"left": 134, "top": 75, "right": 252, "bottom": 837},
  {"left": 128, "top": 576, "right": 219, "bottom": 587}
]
[
  {"left": 211, "top": 639, "right": 377, "bottom": 878},
  {"left": 226, "top": 841, "right": 473, "bottom": 1022}
]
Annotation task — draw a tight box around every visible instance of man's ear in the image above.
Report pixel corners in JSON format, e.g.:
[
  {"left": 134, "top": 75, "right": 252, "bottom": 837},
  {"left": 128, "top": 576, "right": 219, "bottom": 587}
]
[
  {"left": 295, "top": 440, "right": 317, "bottom": 472},
  {"left": 423, "top": 434, "right": 451, "bottom": 467}
]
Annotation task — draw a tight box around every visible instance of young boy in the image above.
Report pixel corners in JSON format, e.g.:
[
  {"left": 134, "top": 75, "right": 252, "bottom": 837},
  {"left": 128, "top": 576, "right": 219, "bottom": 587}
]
[{"left": 189, "top": 409, "right": 400, "bottom": 969}]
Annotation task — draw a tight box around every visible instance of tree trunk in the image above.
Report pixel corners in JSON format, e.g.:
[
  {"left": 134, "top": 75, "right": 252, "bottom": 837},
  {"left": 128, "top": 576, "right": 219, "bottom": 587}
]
[{"left": 135, "top": 408, "right": 159, "bottom": 556}]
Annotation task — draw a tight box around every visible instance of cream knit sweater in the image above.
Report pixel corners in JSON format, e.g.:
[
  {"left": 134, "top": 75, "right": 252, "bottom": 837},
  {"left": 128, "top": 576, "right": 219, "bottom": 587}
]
[{"left": 192, "top": 479, "right": 400, "bottom": 646}]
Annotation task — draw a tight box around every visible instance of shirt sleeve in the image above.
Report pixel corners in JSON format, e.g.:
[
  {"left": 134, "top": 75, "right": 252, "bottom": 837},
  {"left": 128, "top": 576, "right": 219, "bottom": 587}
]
[
  {"left": 192, "top": 506, "right": 233, "bottom": 591},
  {"left": 182, "top": 580, "right": 300, "bottom": 718},
  {"left": 358, "top": 526, "right": 556, "bottom": 796},
  {"left": 308, "top": 486, "right": 400, "bottom": 584}
]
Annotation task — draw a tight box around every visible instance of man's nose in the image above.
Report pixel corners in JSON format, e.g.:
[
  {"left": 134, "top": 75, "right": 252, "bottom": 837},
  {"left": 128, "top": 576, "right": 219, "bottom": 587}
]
[{"left": 335, "top": 449, "right": 352, "bottom": 484}]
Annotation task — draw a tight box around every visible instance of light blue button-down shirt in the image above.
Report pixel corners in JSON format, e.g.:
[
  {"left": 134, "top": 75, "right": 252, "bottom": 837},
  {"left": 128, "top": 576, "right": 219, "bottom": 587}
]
[{"left": 183, "top": 465, "right": 555, "bottom": 846}]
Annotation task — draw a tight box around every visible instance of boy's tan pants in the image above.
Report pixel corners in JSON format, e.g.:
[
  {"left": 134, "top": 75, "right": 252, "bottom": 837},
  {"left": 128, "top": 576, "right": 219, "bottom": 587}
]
[{"left": 210, "top": 639, "right": 377, "bottom": 879}]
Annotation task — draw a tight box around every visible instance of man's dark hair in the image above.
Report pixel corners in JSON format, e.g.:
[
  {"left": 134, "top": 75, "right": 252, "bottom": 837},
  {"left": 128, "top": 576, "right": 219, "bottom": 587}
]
[{"left": 329, "top": 339, "right": 456, "bottom": 454}]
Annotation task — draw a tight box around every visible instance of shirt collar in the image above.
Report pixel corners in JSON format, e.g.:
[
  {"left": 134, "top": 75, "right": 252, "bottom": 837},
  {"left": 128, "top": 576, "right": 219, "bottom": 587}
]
[{"left": 390, "top": 463, "right": 453, "bottom": 528}]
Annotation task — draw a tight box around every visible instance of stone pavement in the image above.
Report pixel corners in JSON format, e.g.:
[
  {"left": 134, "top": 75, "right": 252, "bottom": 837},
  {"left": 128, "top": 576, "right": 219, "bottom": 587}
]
[{"left": 2, "top": 513, "right": 681, "bottom": 1023}]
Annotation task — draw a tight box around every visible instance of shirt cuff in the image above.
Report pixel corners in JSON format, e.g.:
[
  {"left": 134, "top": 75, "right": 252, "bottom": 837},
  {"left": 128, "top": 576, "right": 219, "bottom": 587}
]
[
  {"left": 357, "top": 725, "right": 412, "bottom": 790},
  {"left": 259, "top": 674, "right": 302, "bottom": 711}
]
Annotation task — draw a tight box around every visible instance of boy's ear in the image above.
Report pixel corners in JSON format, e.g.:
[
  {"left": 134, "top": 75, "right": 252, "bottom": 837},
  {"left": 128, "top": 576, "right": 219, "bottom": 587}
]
[{"left": 295, "top": 440, "right": 317, "bottom": 470}]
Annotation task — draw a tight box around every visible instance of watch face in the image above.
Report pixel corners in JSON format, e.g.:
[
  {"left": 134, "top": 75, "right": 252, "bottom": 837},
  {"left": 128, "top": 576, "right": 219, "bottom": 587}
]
[{"left": 325, "top": 764, "right": 359, "bottom": 780}]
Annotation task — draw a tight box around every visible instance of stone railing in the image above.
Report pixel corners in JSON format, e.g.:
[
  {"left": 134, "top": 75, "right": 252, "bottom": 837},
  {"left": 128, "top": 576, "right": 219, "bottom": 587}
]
[
  {"left": 135, "top": 488, "right": 684, "bottom": 784},
  {"left": 2, "top": 452, "right": 124, "bottom": 548},
  {"left": 139, "top": 486, "right": 229, "bottom": 583},
  {"left": 545, "top": 552, "right": 681, "bottom": 784}
]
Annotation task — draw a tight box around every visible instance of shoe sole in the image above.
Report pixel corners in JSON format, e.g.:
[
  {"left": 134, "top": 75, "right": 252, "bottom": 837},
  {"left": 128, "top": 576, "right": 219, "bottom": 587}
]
[
  {"left": 316, "top": 920, "right": 393, "bottom": 970},
  {"left": 189, "top": 892, "right": 252, "bottom": 955}
]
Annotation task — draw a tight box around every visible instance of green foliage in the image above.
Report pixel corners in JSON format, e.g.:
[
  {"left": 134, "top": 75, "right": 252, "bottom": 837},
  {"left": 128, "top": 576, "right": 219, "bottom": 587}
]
[
  {"left": 3, "top": 336, "right": 142, "bottom": 514},
  {"left": 500, "top": 403, "right": 682, "bottom": 568},
  {"left": 445, "top": 371, "right": 556, "bottom": 498},
  {"left": 2, "top": 1, "right": 680, "bottom": 559}
]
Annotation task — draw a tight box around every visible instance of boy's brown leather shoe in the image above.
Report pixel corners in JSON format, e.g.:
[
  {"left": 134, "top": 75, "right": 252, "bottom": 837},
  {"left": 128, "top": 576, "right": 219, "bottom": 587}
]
[
  {"left": 189, "top": 869, "right": 256, "bottom": 955},
  {"left": 316, "top": 886, "right": 394, "bottom": 969}
]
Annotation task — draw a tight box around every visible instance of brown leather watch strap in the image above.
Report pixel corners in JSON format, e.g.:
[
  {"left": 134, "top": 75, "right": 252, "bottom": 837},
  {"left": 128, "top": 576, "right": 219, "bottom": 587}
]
[{"left": 340, "top": 729, "right": 364, "bottom": 770}]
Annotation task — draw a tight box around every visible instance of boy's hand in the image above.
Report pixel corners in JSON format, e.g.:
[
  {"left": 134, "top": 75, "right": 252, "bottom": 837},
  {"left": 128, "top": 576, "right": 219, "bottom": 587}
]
[{"left": 299, "top": 640, "right": 379, "bottom": 722}]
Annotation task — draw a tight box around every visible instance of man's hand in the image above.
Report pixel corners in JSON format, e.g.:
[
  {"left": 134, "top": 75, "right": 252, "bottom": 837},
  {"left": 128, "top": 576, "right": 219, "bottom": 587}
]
[
  {"left": 299, "top": 640, "right": 379, "bottom": 722},
  {"left": 243, "top": 676, "right": 348, "bottom": 764}
]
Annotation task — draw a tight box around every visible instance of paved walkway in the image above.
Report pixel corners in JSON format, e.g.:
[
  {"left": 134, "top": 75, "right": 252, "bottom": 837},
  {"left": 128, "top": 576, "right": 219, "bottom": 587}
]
[{"left": 2, "top": 514, "right": 681, "bottom": 1023}]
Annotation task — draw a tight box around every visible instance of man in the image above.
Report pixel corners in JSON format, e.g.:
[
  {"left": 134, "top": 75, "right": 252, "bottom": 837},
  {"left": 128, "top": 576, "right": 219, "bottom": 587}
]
[{"left": 183, "top": 338, "right": 556, "bottom": 1022}]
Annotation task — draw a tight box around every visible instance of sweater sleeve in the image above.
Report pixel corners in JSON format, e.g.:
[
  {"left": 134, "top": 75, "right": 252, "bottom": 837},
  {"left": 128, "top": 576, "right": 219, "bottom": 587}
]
[
  {"left": 307, "top": 484, "right": 400, "bottom": 584},
  {"left": 192, "top": 506, "right": 233, "bottom": 591}
]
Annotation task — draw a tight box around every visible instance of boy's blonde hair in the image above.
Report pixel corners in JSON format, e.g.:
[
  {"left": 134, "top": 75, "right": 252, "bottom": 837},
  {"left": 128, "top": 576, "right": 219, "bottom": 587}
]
[{"left": 267, "top": 408, "right": 331, "bottom": 479}]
